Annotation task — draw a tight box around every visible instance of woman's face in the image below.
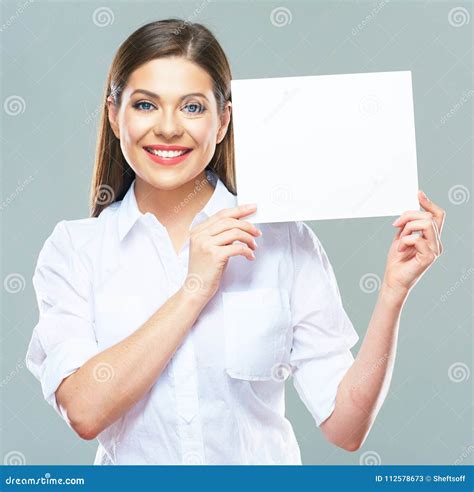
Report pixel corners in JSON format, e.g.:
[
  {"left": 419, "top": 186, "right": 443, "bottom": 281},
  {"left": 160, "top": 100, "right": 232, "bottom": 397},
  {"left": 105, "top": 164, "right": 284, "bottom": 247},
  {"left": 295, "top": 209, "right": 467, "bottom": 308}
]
[{"left": 107, "top": 56, "right": 231, "bottom": 190}]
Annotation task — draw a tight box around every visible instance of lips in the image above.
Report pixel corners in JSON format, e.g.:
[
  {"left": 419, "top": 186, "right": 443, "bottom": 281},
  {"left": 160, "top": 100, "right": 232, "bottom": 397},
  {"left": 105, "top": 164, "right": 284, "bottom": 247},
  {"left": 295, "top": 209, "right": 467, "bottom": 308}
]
[
  {"left": 144, "top": 144, "right": 192, "bottom": 151},
  {"left": 143, "top": 145, "right": 193, "bottom": 166}
]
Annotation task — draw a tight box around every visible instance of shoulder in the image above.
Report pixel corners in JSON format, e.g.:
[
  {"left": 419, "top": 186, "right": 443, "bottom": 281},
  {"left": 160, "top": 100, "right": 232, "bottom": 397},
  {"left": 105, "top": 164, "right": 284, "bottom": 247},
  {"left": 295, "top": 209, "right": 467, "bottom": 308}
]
[
  {"left": 256, "top": 221, "right": 311, "bottom": 237},
  {"left": 252, "top": 221, "right": 324, "bottom": 265},
  {"left": 39, "top": 203, "right": 119, "bottom": 260},
  {"left": 43, "top": 217, "right": 97, "bottom": 250},
  {"left": 285, "top": 221, "right": 333, "bottom": 274},
  {"left": 255, "top": 220, "right": 323, "bottom": 251},
  {"left": 287, "top": 221, "right": 323, "bottom": 253}
]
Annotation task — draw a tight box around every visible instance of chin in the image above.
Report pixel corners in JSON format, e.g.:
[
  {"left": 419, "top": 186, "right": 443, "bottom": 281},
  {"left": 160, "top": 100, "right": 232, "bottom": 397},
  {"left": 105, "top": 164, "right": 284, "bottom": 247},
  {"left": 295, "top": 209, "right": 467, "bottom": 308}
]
[{"left": 144, "top": 170, "right": 194, "bottom": 190}]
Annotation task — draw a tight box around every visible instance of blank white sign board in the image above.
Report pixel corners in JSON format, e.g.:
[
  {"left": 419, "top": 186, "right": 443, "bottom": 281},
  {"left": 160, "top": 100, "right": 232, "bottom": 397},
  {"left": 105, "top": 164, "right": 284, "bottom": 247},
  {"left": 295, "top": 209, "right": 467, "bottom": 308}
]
[{"left": 230, "top": 71, "right": 419, "bottom": 224}]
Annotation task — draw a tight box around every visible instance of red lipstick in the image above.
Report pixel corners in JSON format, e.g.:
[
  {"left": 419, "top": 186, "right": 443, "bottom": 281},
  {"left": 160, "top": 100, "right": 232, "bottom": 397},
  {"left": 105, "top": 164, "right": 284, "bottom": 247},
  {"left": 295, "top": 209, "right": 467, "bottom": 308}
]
[{"left": 143, "top": 144, "right": 193, "bottom": 166}]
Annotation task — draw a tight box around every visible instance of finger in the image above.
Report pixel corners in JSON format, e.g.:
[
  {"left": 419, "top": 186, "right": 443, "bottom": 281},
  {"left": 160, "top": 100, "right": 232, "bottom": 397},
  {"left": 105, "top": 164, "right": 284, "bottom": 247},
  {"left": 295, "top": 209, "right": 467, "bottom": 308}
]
[
  {"left": 191, "top": 204, "right": 257, "bottom": 234},
  {"left": 212, "top": 228, "right": 258, "bottom": 251},
  {"left": 399, "top": 219, "right": 433, "bottom": 239},
  {"left": 216, "top": 242, "right": 255, "bottom": 261},
  {"left": 207, "top": 217, "right": 261, "bottom": 238},
  {"left": 392, "top": 210, "right": 434, "bottom": 227},
  {"left": 418, "top": 190, "right": 446, "bottom": 235},
  {"left": 430, "top": 217, "right": 444, "bottom": 255},
  {"left": 398, "top": 226, "right": 438, "bottom": 255},
  {"left": 398, "top": 235, "right": 438, "bottom": 266},
  {"left": 399, "top": 219, "right": 439, "bottom": 253}
]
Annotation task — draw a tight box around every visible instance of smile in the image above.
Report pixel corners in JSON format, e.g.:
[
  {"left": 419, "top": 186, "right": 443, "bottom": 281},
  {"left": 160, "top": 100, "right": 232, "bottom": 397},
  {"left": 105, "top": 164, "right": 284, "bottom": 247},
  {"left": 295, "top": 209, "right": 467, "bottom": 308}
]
[
  {"left": 144, "top": 147, "right": 190, "bottom": 158},
  {"left": 143, "top": 146, "right": 193, "bottom": 166}
]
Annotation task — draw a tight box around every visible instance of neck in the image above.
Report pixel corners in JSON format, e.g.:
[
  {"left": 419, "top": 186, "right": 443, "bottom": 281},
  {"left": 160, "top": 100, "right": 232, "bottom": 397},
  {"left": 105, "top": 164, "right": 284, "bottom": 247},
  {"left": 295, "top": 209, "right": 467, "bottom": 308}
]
[{"left": 134, "top": 170, "right": 215, "bottom": 228}]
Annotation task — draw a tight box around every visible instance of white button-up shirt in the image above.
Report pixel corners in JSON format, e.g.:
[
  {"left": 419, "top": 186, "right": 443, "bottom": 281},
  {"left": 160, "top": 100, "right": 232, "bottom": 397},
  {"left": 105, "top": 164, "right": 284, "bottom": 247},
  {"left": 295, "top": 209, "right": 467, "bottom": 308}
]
[{"left": 25, "top": 169, "right": 359, "bottom": 465}]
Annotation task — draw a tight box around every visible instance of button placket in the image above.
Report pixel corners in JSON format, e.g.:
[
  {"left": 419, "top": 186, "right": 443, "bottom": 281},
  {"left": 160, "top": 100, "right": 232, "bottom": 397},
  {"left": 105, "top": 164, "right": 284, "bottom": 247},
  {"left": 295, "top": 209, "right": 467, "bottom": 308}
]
[
  {"left": 170, "top": 333, "right": 205, "bottom": 464},
  {"left": 147, "top": 220, "right": 182, "bottom": 294},
  {"left": 148, "top": 213, "right": 205, "bottom": 463},
  {"left": 173, "top": 349, "right": 198, "bottom": 423}
]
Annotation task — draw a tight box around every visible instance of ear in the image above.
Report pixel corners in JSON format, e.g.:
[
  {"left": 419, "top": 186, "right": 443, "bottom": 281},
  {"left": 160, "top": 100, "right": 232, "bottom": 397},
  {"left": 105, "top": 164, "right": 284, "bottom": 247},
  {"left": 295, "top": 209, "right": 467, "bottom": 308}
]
[
  {"left": 216, "top": 101, "right": 232, "bottom": 145},
  {"left": 106, "top": 95, "right": 120, "bottom": 139}
]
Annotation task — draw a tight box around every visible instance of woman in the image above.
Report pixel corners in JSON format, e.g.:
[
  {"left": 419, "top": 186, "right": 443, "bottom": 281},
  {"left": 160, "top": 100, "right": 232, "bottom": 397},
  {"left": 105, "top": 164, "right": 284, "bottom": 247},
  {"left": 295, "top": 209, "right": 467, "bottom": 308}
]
[{"left": 25, "top": 19, "right": 445, "bottom": 465}]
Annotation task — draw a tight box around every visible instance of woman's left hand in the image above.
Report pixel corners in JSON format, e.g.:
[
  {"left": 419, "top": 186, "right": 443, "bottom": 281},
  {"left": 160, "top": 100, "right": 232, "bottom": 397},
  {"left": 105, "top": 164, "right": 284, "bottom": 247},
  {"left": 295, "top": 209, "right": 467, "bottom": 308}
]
[{"left": 382, "top": 190, "right": 446, "bottom": 296}]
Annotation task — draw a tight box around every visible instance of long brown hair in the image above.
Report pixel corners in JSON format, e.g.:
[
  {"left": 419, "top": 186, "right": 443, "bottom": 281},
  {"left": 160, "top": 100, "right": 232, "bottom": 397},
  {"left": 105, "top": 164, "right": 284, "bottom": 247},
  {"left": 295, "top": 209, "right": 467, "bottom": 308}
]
[{"left": 90, "top": 18, "right": 236, "bottom": 218}]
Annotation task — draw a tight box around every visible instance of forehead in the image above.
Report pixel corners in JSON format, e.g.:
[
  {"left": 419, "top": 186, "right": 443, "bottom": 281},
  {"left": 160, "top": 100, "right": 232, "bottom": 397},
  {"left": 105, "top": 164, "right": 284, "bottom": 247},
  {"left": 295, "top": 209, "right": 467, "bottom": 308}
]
[{"left": 125, "top": 56, "right": 214, "bottom": 98}]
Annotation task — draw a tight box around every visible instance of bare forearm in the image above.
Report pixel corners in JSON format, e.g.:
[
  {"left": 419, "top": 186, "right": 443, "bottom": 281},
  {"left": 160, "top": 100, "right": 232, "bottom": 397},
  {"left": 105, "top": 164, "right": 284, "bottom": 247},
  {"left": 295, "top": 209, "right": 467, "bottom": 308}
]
[
  {"left": 321, "top": 282, "right": 409, "bottom": 450},
  {"left": 57, "top": 288, "right": 207, "bottom": 439}
]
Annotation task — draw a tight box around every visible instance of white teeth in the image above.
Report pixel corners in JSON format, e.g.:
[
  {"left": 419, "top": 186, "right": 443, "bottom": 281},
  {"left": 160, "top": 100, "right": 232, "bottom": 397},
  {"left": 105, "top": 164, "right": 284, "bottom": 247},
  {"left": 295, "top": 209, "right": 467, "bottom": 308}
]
[{"left": 147, "top": 148, "right": 188, "bottom": 158}]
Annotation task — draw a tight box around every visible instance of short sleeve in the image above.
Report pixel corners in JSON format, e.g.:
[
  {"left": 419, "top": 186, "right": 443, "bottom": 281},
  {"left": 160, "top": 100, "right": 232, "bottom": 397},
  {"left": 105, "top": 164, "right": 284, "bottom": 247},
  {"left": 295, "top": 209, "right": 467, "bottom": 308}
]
[
  {"left": 288, "top": 221, "right": 359, "bottom": 427},
  {"left": 25, "top": 220, "right": 100, "bottom": 419}
]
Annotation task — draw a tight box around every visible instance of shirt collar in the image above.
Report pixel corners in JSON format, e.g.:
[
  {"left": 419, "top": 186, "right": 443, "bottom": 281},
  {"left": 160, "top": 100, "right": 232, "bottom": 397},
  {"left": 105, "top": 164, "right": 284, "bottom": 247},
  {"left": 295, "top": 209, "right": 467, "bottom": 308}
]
[{"left": 117, "top": 169, "right": 237, "bottom": 242}]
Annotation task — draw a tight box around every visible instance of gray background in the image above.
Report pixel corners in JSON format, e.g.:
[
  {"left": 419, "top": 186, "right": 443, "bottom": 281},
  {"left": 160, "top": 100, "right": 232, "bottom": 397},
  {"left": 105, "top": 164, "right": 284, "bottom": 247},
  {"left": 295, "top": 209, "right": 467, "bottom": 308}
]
[{"left": 1, "top": 0, "right": 472, "bottom": 465}]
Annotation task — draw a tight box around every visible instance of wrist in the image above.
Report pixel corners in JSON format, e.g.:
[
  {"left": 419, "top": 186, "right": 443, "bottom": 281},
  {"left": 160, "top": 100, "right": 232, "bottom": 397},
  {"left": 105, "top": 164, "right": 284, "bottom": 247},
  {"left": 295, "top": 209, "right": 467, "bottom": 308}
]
[
  {"left": 379, "top": 281, "right": 410, "bottom": 307},
  {"left": 177, "top": 285, "right": 211, "bottom": 311}
]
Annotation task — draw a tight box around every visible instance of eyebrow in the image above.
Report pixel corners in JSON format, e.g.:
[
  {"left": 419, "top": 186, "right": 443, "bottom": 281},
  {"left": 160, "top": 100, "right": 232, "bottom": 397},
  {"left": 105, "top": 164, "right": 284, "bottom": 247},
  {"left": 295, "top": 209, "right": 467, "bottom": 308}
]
[{"left": 130, "top": 89, "right": 209, "bottom": 102}]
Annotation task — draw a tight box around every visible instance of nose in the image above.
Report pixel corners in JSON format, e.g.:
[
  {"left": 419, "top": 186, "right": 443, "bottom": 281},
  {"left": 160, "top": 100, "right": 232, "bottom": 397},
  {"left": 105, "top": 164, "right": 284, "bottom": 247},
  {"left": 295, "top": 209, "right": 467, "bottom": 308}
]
[{"left": 153, "top": 108, "right": 183, "bottom": 140}]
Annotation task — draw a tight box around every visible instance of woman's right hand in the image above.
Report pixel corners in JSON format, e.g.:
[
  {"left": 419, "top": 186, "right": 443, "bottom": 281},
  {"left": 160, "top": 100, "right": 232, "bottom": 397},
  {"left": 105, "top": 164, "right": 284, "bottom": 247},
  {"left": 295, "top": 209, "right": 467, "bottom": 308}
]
[{"left": 183, "top": 204, "right": 262, "bottom": 303}]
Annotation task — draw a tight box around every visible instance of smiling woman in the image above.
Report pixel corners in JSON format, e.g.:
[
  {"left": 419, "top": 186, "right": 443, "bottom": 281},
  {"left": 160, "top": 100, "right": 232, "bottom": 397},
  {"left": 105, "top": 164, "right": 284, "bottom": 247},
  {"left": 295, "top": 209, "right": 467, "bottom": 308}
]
[
  {"left": 25, "top": 17, "right": 445, "bottom": 466},
  {"left": 92, "top": 19, "right": 236, "bottom": 220},
  {"left": 104, "top": 55, "right": 232, "bottom": 215}
]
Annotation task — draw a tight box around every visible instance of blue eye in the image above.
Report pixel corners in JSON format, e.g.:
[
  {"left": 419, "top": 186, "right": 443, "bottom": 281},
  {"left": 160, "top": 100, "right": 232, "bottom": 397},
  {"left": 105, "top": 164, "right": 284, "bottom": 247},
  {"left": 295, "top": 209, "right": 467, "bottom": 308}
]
[
  {"left": 183, "top": 103, "right": 206, "bottom": 114},
  {"left": 132, "top": 100, "right": 206, "bottom": 114},
  {"left": 133, "top": 101, "right": 155, "bottom": 112}
]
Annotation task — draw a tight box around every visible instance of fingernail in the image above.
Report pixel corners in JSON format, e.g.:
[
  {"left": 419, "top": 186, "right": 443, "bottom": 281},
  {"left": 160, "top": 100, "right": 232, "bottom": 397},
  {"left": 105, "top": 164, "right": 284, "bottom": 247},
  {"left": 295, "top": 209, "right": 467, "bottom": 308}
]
[
  {"left": 392, "top": 218, "right": 399, "bottom": 225},
  {"left": 245, "top": 203, "right": 257, "bottom": 209},
  {"left": 256, "top": 229, "right": 262, "bottom": 236},
  {"left": 420, "top": 190, "right": 429, "bottom": 201}
]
